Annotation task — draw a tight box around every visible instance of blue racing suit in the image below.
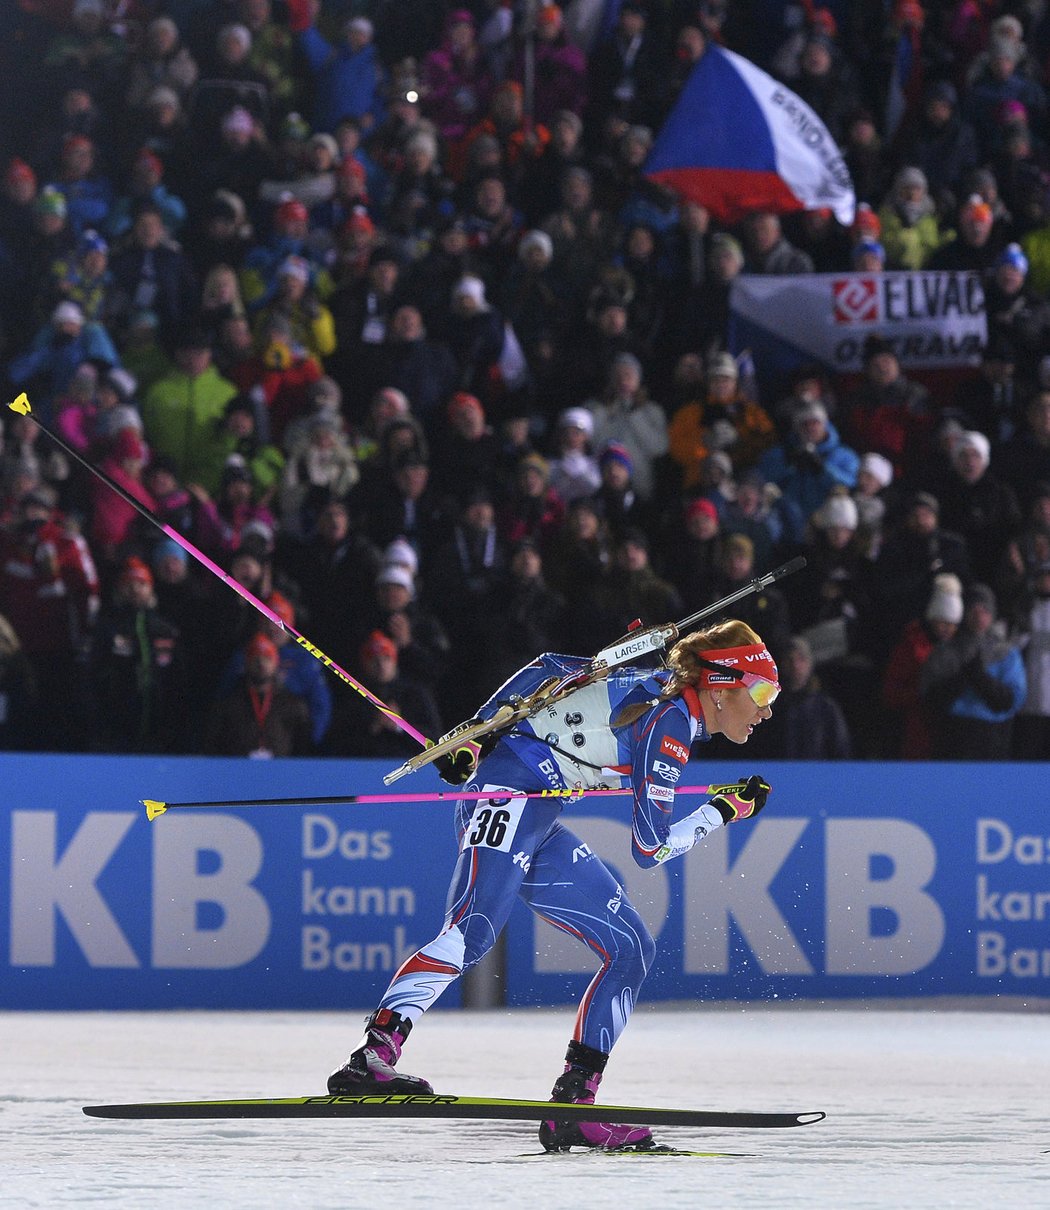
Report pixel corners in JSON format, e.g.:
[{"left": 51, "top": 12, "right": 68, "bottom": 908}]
[{"left": 376, "top": 654, "right": 722, "bottom": 1056}]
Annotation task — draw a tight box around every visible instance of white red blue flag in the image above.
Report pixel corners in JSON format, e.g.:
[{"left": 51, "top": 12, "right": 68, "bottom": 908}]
[{"left": 645, "top": 46, "right": 855, "bottom": 226}]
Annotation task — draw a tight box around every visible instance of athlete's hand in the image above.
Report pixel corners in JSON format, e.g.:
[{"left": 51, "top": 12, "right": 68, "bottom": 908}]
[
  {"left": 710, "top": 775, "right": 771, "bottom": 823},
  {"left": 435, "top": 743, "right": 480, "bottom": 786}
]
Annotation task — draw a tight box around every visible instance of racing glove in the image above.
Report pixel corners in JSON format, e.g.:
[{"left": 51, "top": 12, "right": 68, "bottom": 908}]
[{"left": 709, "top": 775, "right": 771, "bottom": 823}]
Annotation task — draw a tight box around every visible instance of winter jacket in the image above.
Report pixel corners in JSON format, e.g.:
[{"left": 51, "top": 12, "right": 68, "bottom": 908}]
[
  {"left": 882, "top": 619, "right": 938, "bottom": 758},
  {"left": 141, "top": 366, "right": 239, "bottom": 487},
  {"left": 0, "top": 519, "right": 99, "bottom": 655},
  {"left": 89, "top": 459, "right": 156, "bottom": 553},
  {"left": 9, "top": 321, "right": 120, "bottom": 418},
  {"left": 296, "top": 28, "right": 386, "bottom": 132},
  {"left": 758, "top": 420, "right": 860, "bottom": 521},
  {"left": 590, "top": 397, "right": 669, "bottom": 500},
  {"left": 668, "top": 394, "right": 776, "bottom": 488},
  {"left": 1020, "top": 597, "right": 1050, "bottom": 717},
  {"left": 877, "top": 206, "right": 946, "bottom": 269}
]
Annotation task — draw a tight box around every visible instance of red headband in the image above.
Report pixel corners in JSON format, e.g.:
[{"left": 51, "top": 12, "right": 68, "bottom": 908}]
[{"left": 697, "top": 643, "right": 779, "bottom": 689}]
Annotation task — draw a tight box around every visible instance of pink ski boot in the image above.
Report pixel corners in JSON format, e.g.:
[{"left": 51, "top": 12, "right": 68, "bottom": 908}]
[
  {"left": 539, "top": 1041, "right": 657, "bottom": 1152},
  {"left": 327, "top": 1009, "right": 433, "bottom": 1095}
]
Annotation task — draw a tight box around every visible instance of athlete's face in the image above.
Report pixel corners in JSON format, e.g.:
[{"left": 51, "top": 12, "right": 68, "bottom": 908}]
[{"left": 711, "top": 687, "right": 772, "bottom": 744}]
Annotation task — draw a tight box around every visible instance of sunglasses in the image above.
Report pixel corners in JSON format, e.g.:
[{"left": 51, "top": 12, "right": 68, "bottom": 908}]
[{"left": 742, "top": 673, "right": 780, "bottom": 708}]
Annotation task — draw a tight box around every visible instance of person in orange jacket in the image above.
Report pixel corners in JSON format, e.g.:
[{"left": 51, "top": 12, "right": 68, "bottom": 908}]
[{"left": 667, "top": 351, "right": 775, "bottom": 490}]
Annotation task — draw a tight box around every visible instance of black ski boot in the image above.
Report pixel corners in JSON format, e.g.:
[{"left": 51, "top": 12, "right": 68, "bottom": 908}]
[
  {"left": 327, "top": 1009, "right": 433, "bottom": 1095},
  {"left": 538, "top": 1040, "right": 657, "bottom": 1151}
]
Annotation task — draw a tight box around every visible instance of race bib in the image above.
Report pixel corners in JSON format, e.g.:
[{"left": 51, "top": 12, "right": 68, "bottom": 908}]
[{"left": 462, "top": 787, "right": 527, "bottom": 853}]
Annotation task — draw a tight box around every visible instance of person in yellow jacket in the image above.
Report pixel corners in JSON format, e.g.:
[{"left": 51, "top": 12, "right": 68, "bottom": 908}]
[
  {"left": 141, "top": 329, "right": 239, "bottom": 487},
  {"left": 667, "top": 352, "right": 776, "bottom": 490},
  {"left": 250, "top": 255, "right": 337, "bottom": 361},
  {"left": 878, "top": 166, "right": 949, "bottom": 270}
]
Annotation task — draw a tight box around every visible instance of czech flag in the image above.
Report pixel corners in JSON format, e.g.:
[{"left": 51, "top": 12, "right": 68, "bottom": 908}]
[{"left": 645, "top": 46, "right": 855, "bottom": 227}]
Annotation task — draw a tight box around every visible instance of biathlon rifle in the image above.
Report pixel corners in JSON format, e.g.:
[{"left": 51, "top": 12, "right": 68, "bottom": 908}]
[{"left": 383, "top": 555, "right": 806, "bottom": 785}]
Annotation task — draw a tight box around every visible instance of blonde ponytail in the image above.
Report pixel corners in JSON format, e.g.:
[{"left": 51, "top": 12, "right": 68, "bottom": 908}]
[{"left": 612, "top": 619, "right": 764, "bottom": 728}]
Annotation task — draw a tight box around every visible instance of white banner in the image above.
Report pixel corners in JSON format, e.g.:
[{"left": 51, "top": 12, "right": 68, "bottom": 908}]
[{"left": 729, "top": 271, "right": 987, "bottom": 373}]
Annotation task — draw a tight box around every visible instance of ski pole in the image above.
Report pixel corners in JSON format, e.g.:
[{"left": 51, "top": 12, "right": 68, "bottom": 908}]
[
  {"left": 143, "top": 783, "right": 724, "bottom": 821},
  {"left": 7, "top": 393, "right": 432, "bottom": 748}
]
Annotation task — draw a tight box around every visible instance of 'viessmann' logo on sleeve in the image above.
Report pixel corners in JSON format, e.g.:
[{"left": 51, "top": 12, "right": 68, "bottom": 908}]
[{"left": 660, "top": 738, "right": 689, "bottom": 764}]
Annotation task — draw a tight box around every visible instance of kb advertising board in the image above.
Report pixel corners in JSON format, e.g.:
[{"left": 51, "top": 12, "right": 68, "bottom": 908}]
[
  {"left": 1, "top": 754, "right": 459, "bottom": 1009},
  {"left": 504, "top": 761, "right": 1050, "bottom": 1005},
  {"left": 3, "top": 756, "right": 1047, "bottom": 1009}
]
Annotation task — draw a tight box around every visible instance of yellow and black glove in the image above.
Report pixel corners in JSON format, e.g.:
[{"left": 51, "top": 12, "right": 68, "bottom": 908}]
[{"left": 709, "top": 775, "right": 772, "bottom": 823}]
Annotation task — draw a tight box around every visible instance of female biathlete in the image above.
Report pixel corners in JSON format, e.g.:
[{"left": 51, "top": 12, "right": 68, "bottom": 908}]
[{"left": 327, "top": 618, "right": 778, "bottom": 1152}]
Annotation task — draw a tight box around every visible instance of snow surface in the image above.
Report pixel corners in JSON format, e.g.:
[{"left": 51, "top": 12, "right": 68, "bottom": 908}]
[{"left": 3, "top": 1005, "right": 1049, "bottom": 1209}]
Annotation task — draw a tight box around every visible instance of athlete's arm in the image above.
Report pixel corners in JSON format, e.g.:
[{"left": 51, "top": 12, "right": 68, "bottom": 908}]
[{"left": 629, "top": 704, "right": 722, "bottom": 869}]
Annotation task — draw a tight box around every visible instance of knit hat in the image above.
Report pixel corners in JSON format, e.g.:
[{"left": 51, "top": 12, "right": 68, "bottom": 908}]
[
  {"left": 52, "top": 300, "right": 84, "bottom": 326},
  {"left": 910, "top": 490, "right": 940, "bottom": 515},
  {"left": 853, "top": 238, "right": 885, "bottom": 266},
  {"left": 794, "top": 400, "right": 829, "bottom": 426},
  {"left": 964, "top": 582, "right": 997, "bottom": 614},
  {"left": 119, "top": 556, "right": 153, "bottom": 588},
  {"left": 105, "top": 367, "right": 138, "bottom": 402},
  {"left": 724, "top": 533, "right": 754, "bottom": 560},
  {"left": 361, "top": 630, "right": 397, "bottom": 662},
  {"left": 278, "top": 254, "right": 310, "bottom": 283},
  {"left": 308, "top": 376, "right": 342, "bottom": 410},
  {"left": 925, "top": 572, "right": 963, "bottom": 624},
  {"left": 342, "top": 206, "right": 374, "bottom": 237},
  {"left": 707, "top": 351, "right": 739, "bottom": 381},
  {"left": 852, "top": 203, "right": 881, "bottom": 238},
  {"left": 346, "top": 15, "right": 374, "bottom": 37},
  {"left": 518, "top": 451, "right": 550, "bottom": 481},
  {"left": 376, "top": 564, "right": 415, "bottom": 595},
  {"left": 709, "top": 232, "right": 744, "bottom": 263},
  {"left": 146, "top": 85, "right": 181, "bottom": 111},
  {"left": 859, "top": 451, "right": 893, "bottom": 489},
  {"left": 559, "top": 406, "right": 594, "bottom": 436},
  {"left": 448, "top": 391, "right": 484, "bottom": 422},
  {"left": 612, "top": 351, "right": 643, "bottom": 378},
  {"left": 266, "top": 590, "right": 295, "bottom": 625},
  {"left": 961, "top": 193, "right": 993, "bottom": 224},
  {"left": 5, "top": 158, "right": 35, "bottom": 187},
  {"left": 308, "top": 132, "right": 339, "bottom": 160},
  {"left": 151, "top": 538, "right": 187, "bottom": 567},
  {"left": 383, "top": 537, "right": 419, "bottom": 577},
  {"left": 686, "top": 497, "right": 718, "bottom": 523},
  {"left": 222, "top": 106, "right": 255, "bottom": 136},
  {"left": 452, "top": 275, "right": 487, "bottom": 306},
  {"left": 894, "top": 166, "right": 928, "bottom": 193},
  {"left": 518, "top": 229, "right": 554, "bottom": 262},
  {"left": 953, "top": 430, "right": 991, "bottom": 467},
  {"left": 997, "top": 242, "right": 1029, "bottom": 274},
  {"left": 135, "top": 148, "right": 164, "bottom": 178},
  {"left": 34, "top": 186, "right": 67, "bottom": 218},
  {"left": 814, "top": 493, "right": 858, "bottom": 530},
  {"left": 219, "top": 22, "right": 252, "bottom": 53},
  {"left": 245, "top": 632, "right": 279, "bottom": 663},
  {"left": 599, "top": 442, "right": 634, "bottom": 476},
  {"left": 221, "top": 454, "right": 252, "bottom": 484}
]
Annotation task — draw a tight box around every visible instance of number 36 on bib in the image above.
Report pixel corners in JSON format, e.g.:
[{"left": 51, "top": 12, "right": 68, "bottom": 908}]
[{"left": 463, "top": 788, "right": 528, "bottom": 853}]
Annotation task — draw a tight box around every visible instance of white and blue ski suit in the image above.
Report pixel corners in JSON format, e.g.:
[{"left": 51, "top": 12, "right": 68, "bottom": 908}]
[{"left": 376, "top": 653, "right": 721, "bottom": 1056}]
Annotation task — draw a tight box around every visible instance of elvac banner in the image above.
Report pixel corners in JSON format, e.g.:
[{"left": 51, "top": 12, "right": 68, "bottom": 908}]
[
  {"left": 2, "top": 756, "right": 1047, "bottom": 1008},
  {"left": 728, "top": 270, "right": 987, "bottom": 377}
]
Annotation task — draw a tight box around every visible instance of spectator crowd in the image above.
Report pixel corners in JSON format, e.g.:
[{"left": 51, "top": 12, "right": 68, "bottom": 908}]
[{"left": 0, "top": 0, "right": 1048, "bottom": 763}]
